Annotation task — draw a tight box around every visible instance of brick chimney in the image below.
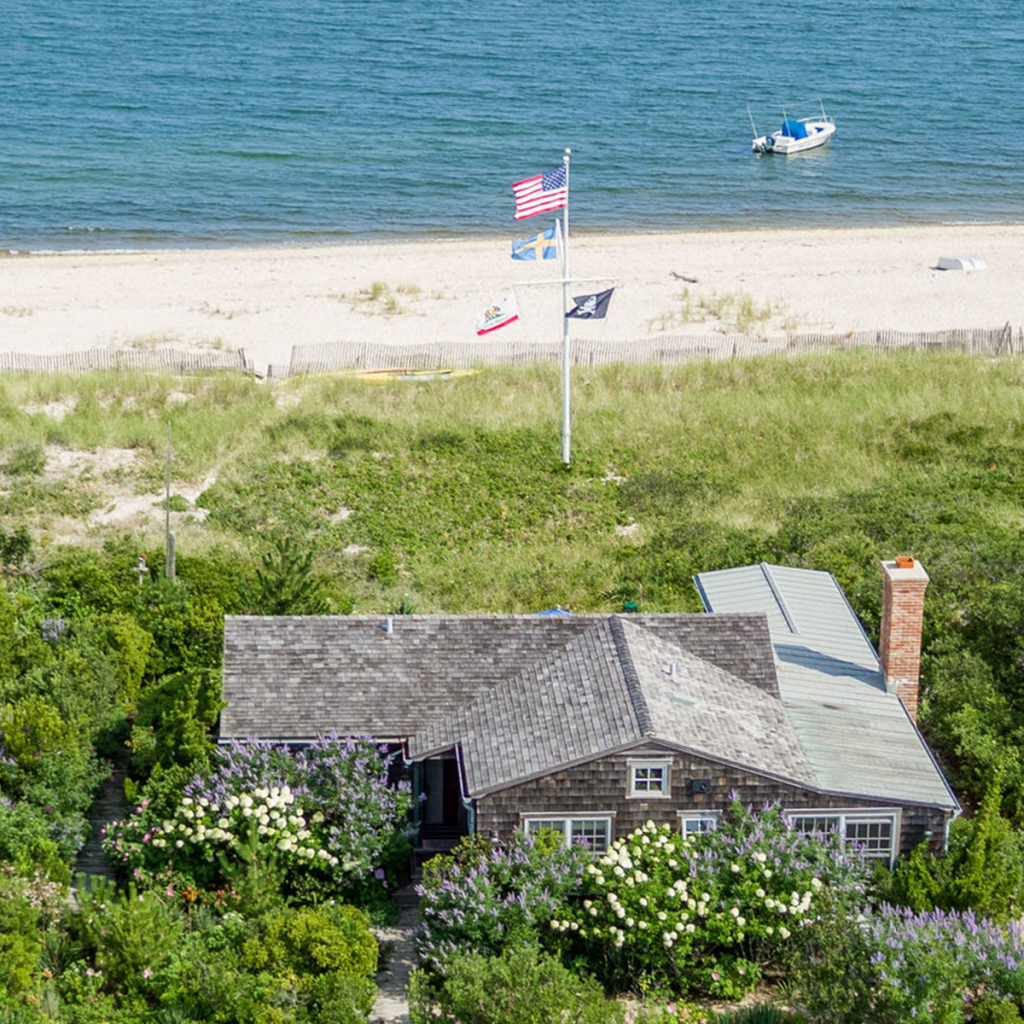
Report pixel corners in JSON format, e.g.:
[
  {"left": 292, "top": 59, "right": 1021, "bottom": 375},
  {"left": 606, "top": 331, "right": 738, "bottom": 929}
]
[{"left": 879, "top": 557, "right": 929, "bottom": 720}]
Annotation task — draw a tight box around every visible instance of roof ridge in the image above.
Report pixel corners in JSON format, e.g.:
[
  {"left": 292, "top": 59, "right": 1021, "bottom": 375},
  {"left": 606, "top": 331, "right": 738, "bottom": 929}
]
[{"left": 609, "top": 616, "right": 653, "bottom": 736}]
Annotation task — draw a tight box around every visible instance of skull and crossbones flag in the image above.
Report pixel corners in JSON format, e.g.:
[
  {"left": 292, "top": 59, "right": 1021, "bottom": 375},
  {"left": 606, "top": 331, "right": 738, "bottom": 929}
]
[{"left": 565, "top": 287, "right": 614, "bottom": 320}]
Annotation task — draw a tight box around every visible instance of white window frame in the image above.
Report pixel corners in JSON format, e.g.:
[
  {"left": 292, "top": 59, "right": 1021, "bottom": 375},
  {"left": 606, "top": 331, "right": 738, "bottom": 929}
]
[
  {"left": 785, "top": 807, "right": 901, "bottom": 866},
  {"left": 521, "top": 813, "right": 614, "bottom": 853},
  {"left": 628, "top": 759, "right": 672, "bottom": 799},
  {"left": 678, "top": 810, "right": 721, "bottom": 838}
]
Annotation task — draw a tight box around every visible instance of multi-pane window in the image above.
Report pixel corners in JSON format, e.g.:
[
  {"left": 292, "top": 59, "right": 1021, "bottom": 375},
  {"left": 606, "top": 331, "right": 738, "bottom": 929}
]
[
  {"left": 844, "top": 818, "right": 894, "bottom": 857},
  {"left": 523, "top": 816, "right": 612, "bottom": 853},
  {"left": 680, "top": 813, "right": 720, "bottom": 838},
  {"left": 789, "top": 814, "right": 841, "bottom": 836},
  {"left": 570, "top": 818, "right": 611, "bottom": 851},
  {"left": 788, "top": 810, "right": 898, "bottom": 863},
  {"left": 629, "top": 761, "right": 671, "bottom": 798}
]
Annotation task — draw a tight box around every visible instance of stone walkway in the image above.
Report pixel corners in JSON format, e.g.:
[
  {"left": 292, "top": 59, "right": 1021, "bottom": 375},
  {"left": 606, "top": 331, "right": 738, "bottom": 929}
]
[{"left": 371, "top": 886, "right": 421, "bottom": 1024}]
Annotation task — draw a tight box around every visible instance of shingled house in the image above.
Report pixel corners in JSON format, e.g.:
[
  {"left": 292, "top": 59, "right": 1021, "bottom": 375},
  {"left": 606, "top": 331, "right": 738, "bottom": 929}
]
[{"left": 220, "top": 558, "right": 958, "bottom": 865}]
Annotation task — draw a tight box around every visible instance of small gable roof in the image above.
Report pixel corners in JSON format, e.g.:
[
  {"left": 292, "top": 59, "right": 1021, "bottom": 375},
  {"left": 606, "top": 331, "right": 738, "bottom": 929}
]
[
  {"left": 220, "top": 612, "right": 778, "bottom": 742},
  {"left": 409, "top": 616, "right": 813, "bottom": 796},
  {"left": 695, "top": 562, "right": 958, "bottom": 810}
]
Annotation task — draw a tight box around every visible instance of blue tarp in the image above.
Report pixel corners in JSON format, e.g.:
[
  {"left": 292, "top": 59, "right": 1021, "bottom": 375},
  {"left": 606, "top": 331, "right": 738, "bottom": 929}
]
[{"left": 781, "top": 118, "right": 808, "bottom": 139}]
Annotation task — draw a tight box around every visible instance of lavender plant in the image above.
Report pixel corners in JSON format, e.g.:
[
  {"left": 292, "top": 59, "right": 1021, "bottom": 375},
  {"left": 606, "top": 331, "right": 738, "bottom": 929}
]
[
  {"left": 40, "top": 616, "right": 68, "bottom": 644},
  {"left": 415, "top": 831, "right": 590, "bottom": 972},
  {"left": 793, "top": 900, "right": 1024, "bottom": 1024},
  {"left": 865, "top": 905, "right": 1024, "bottom": 1023}
]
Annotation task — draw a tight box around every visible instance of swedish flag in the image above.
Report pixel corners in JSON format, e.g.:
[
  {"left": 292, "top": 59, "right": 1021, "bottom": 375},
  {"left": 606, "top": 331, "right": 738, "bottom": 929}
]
[{"left": 511, "top": 223, "right": 558, "bottom": 260}]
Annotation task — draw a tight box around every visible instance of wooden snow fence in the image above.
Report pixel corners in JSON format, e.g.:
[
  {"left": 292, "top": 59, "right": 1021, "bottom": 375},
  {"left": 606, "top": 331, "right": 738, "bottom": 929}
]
[
  {"left": 283, "top": 325, "right": 1023, "bottom": 378},
  {"left": 0, "top": 347, "right": 252, "bottom": 377}
]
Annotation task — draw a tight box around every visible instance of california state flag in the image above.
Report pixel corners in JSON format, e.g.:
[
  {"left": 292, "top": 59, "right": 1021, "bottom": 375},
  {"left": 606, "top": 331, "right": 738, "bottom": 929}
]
[{"left": 475, "top": 290, "right": 519, "bottom": 335}]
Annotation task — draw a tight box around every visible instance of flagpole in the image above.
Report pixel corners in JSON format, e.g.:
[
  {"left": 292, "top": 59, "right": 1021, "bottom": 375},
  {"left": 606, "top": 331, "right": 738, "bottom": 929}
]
[{"left": 560, "top": 147, "right": 571, "bottom": 466}]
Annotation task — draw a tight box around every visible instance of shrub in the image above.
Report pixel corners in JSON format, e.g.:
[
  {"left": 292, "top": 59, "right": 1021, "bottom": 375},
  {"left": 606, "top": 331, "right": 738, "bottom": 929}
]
[
  {"left": 0, "top": 799, "right": 78, "bottom": 878},
  {"left": 68, "top": 879, "right": 184, "bottom": 996},
  {"left": 0, "top": 525, "right": 32, "bottom": 569},
  {"left": 711, "top": 1007, "right": 794, "bottom": 1024},
  {"left": 248, "top": 904, "right": 378, "bottom": 981},
  {"left": 791, "top": 900, "right": 1024, "bottom": 1024},
  {"left": 409, "top": 945, "right": 623, "bottom": 1024},
  {"left": 104, "top": 784, "right": 340, "bottom": 896},
  {"left": 300, "top": 971, "right": 377, "bottom": 1024},
  {"left": 875, "top": 768, "right": 1024, "bottom": 923},
  {"left": 415, "top": 830, "right": 590, "bottom": 971},
  {"left": 973, "top": 999, "right": 1023, "bottom": 1024},
  {"left": 0, "top": 697, "right": 75, "bottom": 767},
  {"left": 0, "top": 890, "right": 43, "bottom": 999},
  {"left": 550, "top": 803, "right": 868, "bottom": 995},
  {"left": 160, "top": 734, "right": 415, "bottom": 902},
  {"left": 3, "top": 443, "right": 46, "bottom": 478}
]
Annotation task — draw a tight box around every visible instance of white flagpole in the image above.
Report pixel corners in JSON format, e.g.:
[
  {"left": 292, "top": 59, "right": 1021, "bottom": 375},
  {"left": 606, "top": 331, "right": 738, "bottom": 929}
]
[{"left": 560, "top": 147, "right": 571, "bottom": 465}]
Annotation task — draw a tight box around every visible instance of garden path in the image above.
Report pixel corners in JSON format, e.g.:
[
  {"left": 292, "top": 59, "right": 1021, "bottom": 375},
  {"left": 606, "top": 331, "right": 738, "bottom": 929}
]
[
  {"left": 74, "top": 753, "right": 129, "bottom": 885},
  {"left": 371, "top": 884, "right": 420, "bottom": 1024}
]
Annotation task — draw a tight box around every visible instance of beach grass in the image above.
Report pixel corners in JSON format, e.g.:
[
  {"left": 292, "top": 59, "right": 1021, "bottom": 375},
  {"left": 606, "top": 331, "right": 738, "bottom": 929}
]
[{"left": 1, "top": 350, "right": 1023, "bottom": 615}]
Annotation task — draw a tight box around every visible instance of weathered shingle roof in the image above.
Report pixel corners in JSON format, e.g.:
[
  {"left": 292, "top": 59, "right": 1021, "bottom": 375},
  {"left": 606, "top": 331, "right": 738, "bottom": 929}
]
[
  {"left": 694, "top": 563, "right": 958, "bottom": 809},
  {"left": 408, "top": 616, "right": 814, "bottom": 796},
  {"left": 220, "top": 612, "right": 778, "bottom": 741},
  {"left": 623, "top": 619, "right": 815, "bottom": 788}
]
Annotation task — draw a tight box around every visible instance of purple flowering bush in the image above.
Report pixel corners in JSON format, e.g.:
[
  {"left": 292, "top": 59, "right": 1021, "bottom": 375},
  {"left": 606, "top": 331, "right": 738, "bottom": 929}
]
[
  {"left": 415, "top": 831, "right": 590, "bottom": 972},
  {"left": 104, "top": 734, "right": 413, "bottom": 903},
  {"left": 549, "top": 802, "right": 869, "bottom": 996},
  {"left": 793, "top": 900, "right": 1024, "bottom": 1024}
]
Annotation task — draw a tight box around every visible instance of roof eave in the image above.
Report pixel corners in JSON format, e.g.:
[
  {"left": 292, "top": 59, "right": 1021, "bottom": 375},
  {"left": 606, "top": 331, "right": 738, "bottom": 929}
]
[{"left": 466, "top": 736, "right": 657, "bottom": 799}]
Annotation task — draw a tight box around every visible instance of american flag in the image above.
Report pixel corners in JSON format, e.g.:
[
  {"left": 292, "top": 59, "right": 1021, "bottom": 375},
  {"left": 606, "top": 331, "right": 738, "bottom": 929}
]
[{"left": 512, "top": 165, "right": 568, "bottom": 220}]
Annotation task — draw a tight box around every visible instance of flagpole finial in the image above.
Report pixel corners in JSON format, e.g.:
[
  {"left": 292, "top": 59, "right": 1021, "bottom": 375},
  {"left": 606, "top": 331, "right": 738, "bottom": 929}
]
[{"left": 564, "top": 148, "right": 571, "bottom": 160}]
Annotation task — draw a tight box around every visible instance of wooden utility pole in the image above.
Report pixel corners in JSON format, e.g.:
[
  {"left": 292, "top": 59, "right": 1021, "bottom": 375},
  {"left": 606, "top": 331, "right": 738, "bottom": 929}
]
[{"left": 165, "top": 422, "right": 176, "bottom": 580}]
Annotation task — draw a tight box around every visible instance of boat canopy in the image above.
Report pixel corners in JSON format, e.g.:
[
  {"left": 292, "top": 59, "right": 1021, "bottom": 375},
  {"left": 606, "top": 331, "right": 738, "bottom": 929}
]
[{"left": 780, "top": 118, "right": 808, "bottom": 139}]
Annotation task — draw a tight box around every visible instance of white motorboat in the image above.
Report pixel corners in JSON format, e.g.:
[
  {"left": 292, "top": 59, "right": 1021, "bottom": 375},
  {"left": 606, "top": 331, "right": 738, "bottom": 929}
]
[{"left": 750, "top": 102, "right": 835, "bottom": 155}]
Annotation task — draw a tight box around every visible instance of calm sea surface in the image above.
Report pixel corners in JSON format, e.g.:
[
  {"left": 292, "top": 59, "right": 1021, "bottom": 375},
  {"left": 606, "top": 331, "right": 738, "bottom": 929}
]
[{"left": 2, "top": 0, "right": 1023, "bottom": 250}]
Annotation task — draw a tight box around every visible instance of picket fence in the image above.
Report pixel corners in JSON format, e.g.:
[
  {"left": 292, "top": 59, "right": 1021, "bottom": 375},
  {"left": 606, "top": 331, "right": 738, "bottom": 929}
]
[
  {"left": 282, "top": 325, "right": 1023, "bottom": 378},
  {"left": 0, "top": 347, "right": 252, "bottom": 377}
]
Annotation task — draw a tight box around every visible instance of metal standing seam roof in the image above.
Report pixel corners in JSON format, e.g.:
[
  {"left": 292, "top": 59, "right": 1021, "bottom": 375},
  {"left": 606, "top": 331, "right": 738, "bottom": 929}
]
[
  {"left": 694, "top": 563, "right": 958, "bottom": 809},
  {"left": 409, "top": 616, "right": 814, "bottom": 797}
]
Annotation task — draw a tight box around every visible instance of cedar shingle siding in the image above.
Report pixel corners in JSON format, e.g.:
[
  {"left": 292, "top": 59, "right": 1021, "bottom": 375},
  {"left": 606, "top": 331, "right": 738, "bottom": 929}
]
[{"left": 476, "top": 744, "right": 948, "bottom": 856}]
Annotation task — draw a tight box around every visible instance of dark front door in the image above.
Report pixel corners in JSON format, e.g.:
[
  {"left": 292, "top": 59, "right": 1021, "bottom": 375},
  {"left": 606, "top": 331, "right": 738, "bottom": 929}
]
[
  {"left": 442, "top": 758, "right": 461, "bottom": 827},
  {"left": 421, "top": 756, "right": 467, "bottom": 843}
]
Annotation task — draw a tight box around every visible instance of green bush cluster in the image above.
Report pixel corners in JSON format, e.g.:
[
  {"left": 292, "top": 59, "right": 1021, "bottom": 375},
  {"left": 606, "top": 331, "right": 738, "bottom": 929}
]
[
  {"left": 1, "top": 877, "right": 378, "bottom": 1023},
  {"left": 548, "top": 806, "right": 867, "bottom": 997},
  {"left": 875, "top": 769, "right": 1024, "bottom": 922},
  {"left": 0, "top": 538, "right": 254, "bottom": 880},
  {"left": 409, "top": 945, "right": 623, "bottom": 1024}
]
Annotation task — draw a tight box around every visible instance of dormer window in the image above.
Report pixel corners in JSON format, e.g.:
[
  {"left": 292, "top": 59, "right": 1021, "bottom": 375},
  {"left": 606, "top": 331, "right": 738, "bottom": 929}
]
[{"left": 628, "top": 759, "right": 671, "bottom": 798}]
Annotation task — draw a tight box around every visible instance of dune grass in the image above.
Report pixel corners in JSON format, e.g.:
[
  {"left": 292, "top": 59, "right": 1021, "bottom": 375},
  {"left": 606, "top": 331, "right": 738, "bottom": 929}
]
[{"left": 2, "top": 350, "right": 1023, "bottom": 616}]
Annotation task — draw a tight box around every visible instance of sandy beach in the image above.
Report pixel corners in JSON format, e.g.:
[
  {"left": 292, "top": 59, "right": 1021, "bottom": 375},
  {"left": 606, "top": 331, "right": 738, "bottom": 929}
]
[{"left": 1, "top": 224, "right": 1022, "bottom": 375}]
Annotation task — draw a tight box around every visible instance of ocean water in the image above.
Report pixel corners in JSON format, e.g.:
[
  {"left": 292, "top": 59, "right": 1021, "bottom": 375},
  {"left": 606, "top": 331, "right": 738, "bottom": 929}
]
[{"left": 2, "top": 0, "right": 1022, "bottom": 250}]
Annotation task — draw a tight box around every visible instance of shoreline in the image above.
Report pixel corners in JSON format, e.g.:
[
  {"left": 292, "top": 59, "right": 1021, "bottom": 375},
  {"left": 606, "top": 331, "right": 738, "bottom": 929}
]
[
  {"left": 6, "top": 217, "right": 1024, "bottom": 259},
  {"left": 2, "top": 223, "right": 1022, "bottom": 376}
]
